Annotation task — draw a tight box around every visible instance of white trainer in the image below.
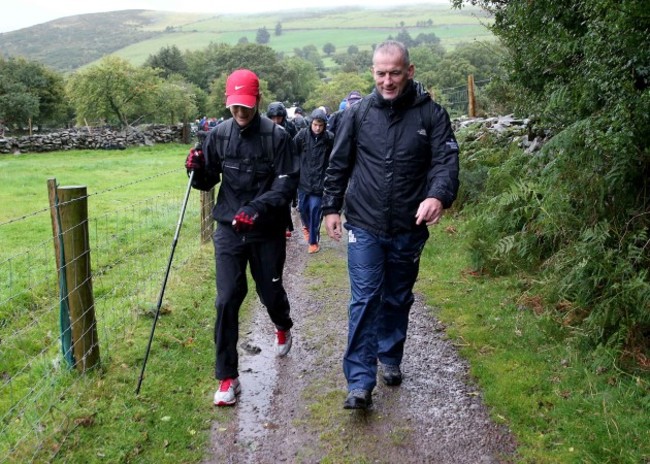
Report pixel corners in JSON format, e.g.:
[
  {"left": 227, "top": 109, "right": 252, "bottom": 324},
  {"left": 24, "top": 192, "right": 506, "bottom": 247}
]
[
  {"left": 275, "top": 329, "right": 292, "bottom": 357},
  {"left": 213, "top": 378, "right": 241, "bottom": 406}
]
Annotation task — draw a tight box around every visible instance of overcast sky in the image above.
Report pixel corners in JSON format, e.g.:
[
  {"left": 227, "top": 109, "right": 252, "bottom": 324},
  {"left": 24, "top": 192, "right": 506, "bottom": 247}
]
[{"left": 0, "top": 0, "right": 452, "bottom": 34}]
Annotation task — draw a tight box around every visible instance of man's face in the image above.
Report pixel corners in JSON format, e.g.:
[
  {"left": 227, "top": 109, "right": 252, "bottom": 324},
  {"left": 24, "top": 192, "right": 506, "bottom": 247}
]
[
  {"left": 229, "top": 105, "right": 256, "bottom": 127},
  {"left": 371, "top": 49, "right": 415, "bottom": 100},
  {"left": 270, "top": 115, "right": 284, "bottom": 125},
  {"left": 311, "top": 119, "right": 325, "bottom": 135}
]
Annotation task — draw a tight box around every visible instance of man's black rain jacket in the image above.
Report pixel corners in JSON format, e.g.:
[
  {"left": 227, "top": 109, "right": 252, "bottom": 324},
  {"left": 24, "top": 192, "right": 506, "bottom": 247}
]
[
  {"left": 191, "top": 113, "right": 299, "bottom": 239},
  {"left": 321, "top": 80, "right": 459, "bottom": 235}
]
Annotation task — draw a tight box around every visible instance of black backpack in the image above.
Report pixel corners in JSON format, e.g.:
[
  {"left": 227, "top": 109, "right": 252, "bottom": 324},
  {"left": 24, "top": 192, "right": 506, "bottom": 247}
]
[{"left": 214, "top": 116, "right": 276, "bottom": 168}]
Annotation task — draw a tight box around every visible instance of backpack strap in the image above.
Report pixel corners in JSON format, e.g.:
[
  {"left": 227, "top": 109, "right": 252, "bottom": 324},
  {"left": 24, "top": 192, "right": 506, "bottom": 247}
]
[
  {"left": 353, "top": 97, "right": 372, "bottom": 134},
  {"left": 419, "top": 99, "right": 435, "bottom": 138},
  {"left": 258, "top": 116, "right": 276, "bottom": 167},
  {"left": 215, "top": 118, "right": 233, "bottom": 165}
]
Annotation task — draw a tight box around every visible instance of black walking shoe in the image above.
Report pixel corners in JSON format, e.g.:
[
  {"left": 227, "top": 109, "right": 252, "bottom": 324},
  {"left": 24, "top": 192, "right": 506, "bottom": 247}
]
[
  {"left": 381, "top": 364, "right": 403, "bottom": 386},
  {"left": 343, "top": 389, "right": 372, "bottom": 410}
]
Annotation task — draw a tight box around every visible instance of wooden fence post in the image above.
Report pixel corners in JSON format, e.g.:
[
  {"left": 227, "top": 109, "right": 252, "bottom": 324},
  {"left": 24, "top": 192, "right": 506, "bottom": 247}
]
[
  {"left": 467, "top": 74, "right": 476, "bottom": 118},
  {"left": 200, "top": 189, "right": 215, "bottom": 244},
  {"left": 182, "top": 121, "right": 191, "bottom": 144},
  {"left": 47, "top": 178, "right": 62, "bottom": 273},
  {"left": 49, "top": 183, "right": 100, "bottom": 372}
]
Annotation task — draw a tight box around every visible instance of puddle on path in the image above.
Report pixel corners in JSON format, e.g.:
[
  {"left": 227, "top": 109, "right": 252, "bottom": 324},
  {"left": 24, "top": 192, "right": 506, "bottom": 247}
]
[{"left": 231, "top": 312, "right": 277, "bottom": 455}]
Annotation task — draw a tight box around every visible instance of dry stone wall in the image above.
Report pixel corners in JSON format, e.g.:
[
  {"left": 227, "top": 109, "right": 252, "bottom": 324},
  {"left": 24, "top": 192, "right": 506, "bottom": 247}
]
[{"left": 0, "top": 125, "right": 185, "bottom": 154}]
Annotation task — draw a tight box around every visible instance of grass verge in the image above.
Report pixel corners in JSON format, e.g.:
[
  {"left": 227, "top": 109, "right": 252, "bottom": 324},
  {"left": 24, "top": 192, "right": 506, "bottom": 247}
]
[{"left": 420, "top": 219, "right": 650, "bottom": 464}]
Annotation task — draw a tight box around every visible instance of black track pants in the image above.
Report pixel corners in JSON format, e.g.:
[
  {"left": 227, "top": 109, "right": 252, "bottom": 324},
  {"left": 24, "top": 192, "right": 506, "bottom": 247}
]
[{"left": 212, "top": 223, "right": 293, "bottom": 380}]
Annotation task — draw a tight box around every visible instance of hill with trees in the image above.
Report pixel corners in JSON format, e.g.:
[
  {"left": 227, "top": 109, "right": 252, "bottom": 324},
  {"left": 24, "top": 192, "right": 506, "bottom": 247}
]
[{"left": 0, "top": 4, "right": 493, "bottom": 72}]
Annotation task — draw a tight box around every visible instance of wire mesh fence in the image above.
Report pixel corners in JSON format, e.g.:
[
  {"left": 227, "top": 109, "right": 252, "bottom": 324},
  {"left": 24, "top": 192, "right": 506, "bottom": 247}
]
[
  {"left": 0, "top": 168, "right": 209, "bottom": 463},
  {"left": 436, "top": 78, "right": 492, "bottom": 118}
]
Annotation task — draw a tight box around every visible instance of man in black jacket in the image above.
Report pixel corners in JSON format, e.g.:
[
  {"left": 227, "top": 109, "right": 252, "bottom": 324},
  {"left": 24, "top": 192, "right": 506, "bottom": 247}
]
[
  {"left": 294, "top": 108, "right": 334, "bottom": 254},
  {"left": 322, "top": 41, "right": 460, "bottom": 410},
  {"left": 185, "top": 69, "right": 299, "bottom": 407},
  {"left": 267, "top": 101, "right": 298, "bottom": 237}
]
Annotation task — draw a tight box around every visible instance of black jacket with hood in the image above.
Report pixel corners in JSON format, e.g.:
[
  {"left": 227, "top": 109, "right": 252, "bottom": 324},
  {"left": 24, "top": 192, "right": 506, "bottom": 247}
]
[
  {"left": 190, "top": 112, "right": 299, "bottom": 239},
  {"left": 294, "top": 125, "right": 334, "bottom": 196},
  {"left": 321, "top": 80, "right": 459, "bottom": 235}
]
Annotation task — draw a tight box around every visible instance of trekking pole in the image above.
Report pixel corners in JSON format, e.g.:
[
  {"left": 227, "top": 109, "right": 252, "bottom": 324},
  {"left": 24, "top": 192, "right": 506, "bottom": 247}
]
[{"left": 136, "top": 171, "right": 195, "bottom": 395}]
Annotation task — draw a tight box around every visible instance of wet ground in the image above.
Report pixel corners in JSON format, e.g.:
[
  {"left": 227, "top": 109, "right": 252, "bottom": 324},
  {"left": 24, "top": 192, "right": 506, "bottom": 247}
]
[{"left": 202, "top": 213, "right": 518, "bottom": 463}]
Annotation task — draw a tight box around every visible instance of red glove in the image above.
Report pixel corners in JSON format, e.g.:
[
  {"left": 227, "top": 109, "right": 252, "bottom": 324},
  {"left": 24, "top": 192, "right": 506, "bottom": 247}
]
[
  {"left": 232, "top": 205, "right": 259, "bottom": 233},
  {"left": 185, "top": 144, "right": 204, "bottom": 172}
]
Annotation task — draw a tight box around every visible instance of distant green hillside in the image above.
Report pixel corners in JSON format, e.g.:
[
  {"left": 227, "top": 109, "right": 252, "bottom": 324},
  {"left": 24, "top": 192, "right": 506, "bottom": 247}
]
[{"left": 0, "top": 4, "right": 493, "bottom": 72}]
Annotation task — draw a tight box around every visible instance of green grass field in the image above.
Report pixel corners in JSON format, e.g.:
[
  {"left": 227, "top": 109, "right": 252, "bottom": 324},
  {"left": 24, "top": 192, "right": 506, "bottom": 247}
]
[{"left": 107, "top": 4, "right": 494, "bottom": 67}]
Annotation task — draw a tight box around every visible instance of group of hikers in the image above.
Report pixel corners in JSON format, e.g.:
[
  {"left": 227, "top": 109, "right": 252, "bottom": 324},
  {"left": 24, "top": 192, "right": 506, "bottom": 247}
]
[{"left": 184, "top": 39, "right": 460, "bottom": 410}]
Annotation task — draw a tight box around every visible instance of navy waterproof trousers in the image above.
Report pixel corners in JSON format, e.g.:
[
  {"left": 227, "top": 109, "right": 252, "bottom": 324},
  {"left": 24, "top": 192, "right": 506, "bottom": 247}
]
[{"left": 343, "top": 224, "right": 429, "bottom": 392}]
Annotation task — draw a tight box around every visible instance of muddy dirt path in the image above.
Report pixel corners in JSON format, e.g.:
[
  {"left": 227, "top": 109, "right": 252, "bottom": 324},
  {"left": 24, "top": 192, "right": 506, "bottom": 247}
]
[{"left": 202, "top": 214, "right": 517, "bottom": 464}]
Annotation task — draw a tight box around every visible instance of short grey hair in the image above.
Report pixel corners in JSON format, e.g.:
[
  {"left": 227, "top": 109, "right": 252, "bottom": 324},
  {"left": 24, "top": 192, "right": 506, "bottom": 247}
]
[{"left": 373, "top": 40, "right": 410, "bottom": 67}]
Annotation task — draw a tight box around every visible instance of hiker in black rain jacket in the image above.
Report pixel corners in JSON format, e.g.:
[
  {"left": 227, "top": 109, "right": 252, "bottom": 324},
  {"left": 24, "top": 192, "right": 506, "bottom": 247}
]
[
  {"left": 185, "top": 69, "right": 298, "bottom": 408},
  {"left": 322, "top": 40, "right": 459, "bottom": 410}
]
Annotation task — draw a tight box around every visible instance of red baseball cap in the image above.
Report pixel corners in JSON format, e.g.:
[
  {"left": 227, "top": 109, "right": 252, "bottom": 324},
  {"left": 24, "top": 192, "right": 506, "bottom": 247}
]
[{"left": 225, "top": 69, "right": 260, "bottom": 108}]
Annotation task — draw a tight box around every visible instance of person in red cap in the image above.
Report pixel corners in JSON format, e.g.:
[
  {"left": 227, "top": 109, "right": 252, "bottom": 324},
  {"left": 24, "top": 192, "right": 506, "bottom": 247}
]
[{"left": 185, "top": 69, "right": 299, "bottom": 406}]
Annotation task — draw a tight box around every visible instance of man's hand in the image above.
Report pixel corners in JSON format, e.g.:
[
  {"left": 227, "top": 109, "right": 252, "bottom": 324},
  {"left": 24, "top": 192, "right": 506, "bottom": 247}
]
[
  {"left": 232, "top": 205, "right": 259, "bottom": 233},
  {"left": 325, "top": 214, "right": 343, "bottom": 242},
  {"left": 185, "top": 144, "right": 204, "bottom": 172},
  {"left": 415, "top": 198, "right": 444, "bottom": 226}
]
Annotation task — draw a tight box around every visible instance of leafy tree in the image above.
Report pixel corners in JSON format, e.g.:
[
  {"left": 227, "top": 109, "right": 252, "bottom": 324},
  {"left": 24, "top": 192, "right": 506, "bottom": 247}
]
[
  {"left": 347, "top": 45, "right": 359, "bottom": 55},
  {"left": 395, "top": 29, "right": 417, "bottom": 48},
  {"left": 183, "top": 42, "right": 290, "bottom": 102},
  {"left": 184, "top": 42, "right": 233, "bottom": 91},
  {"left": 0, "top": 56, "right": 67, "bottom": 130},
  {"left": 66, "top": 56, "right": 162, "bottom": 127},
  {"left": 280, "top": 57, "right": 320, "bottom": 105},
  {"left": 144, "top": 45, "right": 188, "bottom": 79},
  {"left": 256, "top": 27, "right": 270, "bottom": 44},
  {"left": 409, "top": 44, "right": 445, "bottom": 73},
  {"left": 238, "top": 37, "right": 249, "bottom": 44},
  {"left": 323, "top": 43, "right": 336, "bottom": 56},
  {"left": 414, "top": 32, "right": 440, "bottom": 46},
  {"left": 453, "top": 0, "right": 650, "bottom": 354},
  {"left": 152, "top": 74, "right": 199, "bottom": 125},
  {"left": 275, "top": 22, "right": 282, "bottom": 36},
  {"left": 430, "top": 56, "right": 477, "bottom": 89},
  {"left": 447, "top": 41, "right": 505, "bottom": 81},
  {"left": 303, "top": 72, "right": 372, "bottom": 112},
  {"left": 0, "top": 82, "right": 39, "bottom": 131},
  {"left": 293, "top": 45, "right": 324, "bottom": 70},
  {"left": 332, "top": 50, "right": 373, "bottom": 74}
]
